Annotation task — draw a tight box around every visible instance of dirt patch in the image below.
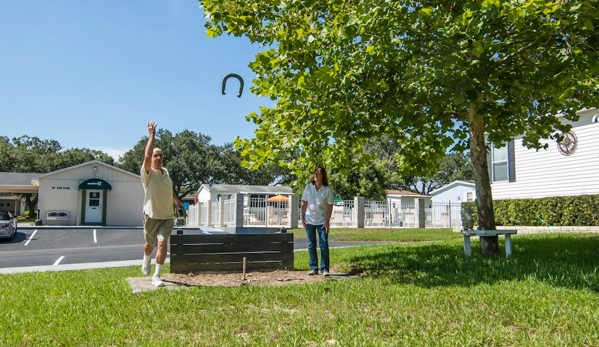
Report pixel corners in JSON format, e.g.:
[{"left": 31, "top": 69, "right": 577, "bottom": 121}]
[{"left": 162, "top": 270, "right": 356, "bottom": 287}]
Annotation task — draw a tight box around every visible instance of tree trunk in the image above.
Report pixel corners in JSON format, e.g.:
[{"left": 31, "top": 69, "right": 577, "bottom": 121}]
[
  {"left": 468, "top": 103, "right": 499, "bottom": 256},
  {"left": 24, "top": 193, "right": 38, "bottom": 219}
]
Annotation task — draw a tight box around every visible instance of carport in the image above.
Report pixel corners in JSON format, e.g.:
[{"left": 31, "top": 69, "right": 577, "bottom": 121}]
[{"left": 0, "top": 172, "right": 41, "bottom": 216}]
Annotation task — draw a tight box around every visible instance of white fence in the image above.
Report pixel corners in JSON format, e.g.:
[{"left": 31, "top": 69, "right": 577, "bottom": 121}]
[
  {"left": 186, "top": 196, "right": 462, "bottom": 229},
  {"left": 367, "top": 201, "right": 462, "bottom": 228},
  {"left": 365, "top": 200, "right": 388, "bottom": 227},
  {"left": 187, "top": 196, "right": 292, "bottom": 228},
  {"left": 224, "top": 199, "right": 235, "bottom": 226},
  {"left": 331, "top": 200, "right": 354, "bottom": 227},
  {"left": 242, "top": 197, "right": 288, "bottom": 227}
]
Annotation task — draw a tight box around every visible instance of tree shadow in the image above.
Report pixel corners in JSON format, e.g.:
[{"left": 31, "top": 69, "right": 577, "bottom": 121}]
[{"left": 345, "top": 235, "right": 599, "bottom": 292}]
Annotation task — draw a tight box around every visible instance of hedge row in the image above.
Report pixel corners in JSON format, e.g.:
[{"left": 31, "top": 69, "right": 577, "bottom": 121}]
[{"left": 462, "top": 195, "right": 599, "bottom": 226}]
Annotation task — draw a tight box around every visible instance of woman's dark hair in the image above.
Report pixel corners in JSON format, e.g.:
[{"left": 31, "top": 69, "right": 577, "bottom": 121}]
[{"left": 311, "top": 167, "right": 329, "bottom": 186}]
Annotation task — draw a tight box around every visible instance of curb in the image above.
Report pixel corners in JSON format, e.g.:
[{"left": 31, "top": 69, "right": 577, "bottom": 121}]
[{"left": 0, "top": 259, "right": 170, "bottom": 275}]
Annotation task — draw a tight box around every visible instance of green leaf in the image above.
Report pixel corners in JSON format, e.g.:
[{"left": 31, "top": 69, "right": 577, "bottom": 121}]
[
  {"left": 453, "top": 95, "right": 465, "bottom": 105},
  {"left": 206, "top": 26, "right": 222, "bottom": 38},
  {"left": 471, "top": 41, "right": 484, "bottom": 58},
  {"left": 420, "top": 7, "right": 432, "bottom": 16}
]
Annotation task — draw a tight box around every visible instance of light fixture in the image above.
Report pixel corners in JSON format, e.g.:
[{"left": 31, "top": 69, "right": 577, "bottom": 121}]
[{"left": 93, "top": 165, "right": 98, "bottom": 177}]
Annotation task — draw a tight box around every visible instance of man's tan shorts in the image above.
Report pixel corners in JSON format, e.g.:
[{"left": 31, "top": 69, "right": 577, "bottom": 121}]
[{"left": 143, "top": 214, "right": 175, "bottom": 247}]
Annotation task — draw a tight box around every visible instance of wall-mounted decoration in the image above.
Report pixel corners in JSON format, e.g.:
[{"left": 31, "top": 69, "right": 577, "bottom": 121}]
[{"left": 557, "top": 131, "right": 577, "bottom": 156}]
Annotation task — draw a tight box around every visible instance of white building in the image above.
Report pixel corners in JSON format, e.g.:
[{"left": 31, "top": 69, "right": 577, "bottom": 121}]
[
  {"left": 35, "top": 160, "right": 143, "bottom": 226},
  {"left": 0, "top": 160, "right": 144, "bottom": 226},
  {"left": 490, "top": 108, "right": 599, "bottom": 200},
  {"left": 431, "top": 180, "right": 476, "bottom": 204}
]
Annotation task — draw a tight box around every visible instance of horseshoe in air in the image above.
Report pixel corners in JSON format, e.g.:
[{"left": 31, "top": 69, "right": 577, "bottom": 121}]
[{"left": 221, "top": 73, "right": 244, "bottom": 98}]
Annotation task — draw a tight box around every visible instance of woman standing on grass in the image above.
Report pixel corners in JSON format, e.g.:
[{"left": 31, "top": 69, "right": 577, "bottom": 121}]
[{"left": 301, "top": 167, "right": 334, "bottom": 276}]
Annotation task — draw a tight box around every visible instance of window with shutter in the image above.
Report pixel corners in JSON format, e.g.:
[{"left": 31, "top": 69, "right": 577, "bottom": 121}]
[{"left": 489, "top": 140, "right": 516, "bottom": 182}]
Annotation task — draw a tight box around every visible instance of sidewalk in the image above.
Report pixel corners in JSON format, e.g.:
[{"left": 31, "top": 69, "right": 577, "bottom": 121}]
[{"left": 0, "top": 259, "right": 162, "bottom": 274}]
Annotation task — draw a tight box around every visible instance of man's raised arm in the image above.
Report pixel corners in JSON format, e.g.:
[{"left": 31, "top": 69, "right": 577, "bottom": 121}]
[{"left": 143, "top": 121, "right": 157, "bottom": 174}]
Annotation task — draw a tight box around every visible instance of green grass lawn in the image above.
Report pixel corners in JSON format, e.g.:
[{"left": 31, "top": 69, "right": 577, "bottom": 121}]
[
  {"left": 325, "top": 227, "right": 463, "bottom": 242},
  {"left": 2, "top": 230, "right": 599, "bottom": 346}
]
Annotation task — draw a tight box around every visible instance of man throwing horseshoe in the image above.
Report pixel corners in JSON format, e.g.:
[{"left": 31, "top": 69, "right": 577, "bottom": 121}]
[{"left": 140, "top": 121, "right": 182, "bottom": 287}]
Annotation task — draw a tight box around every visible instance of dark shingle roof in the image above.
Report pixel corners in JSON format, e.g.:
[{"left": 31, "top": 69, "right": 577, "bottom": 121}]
[{"left": 0, "top": 172, "right": 42, "bottom": 186}]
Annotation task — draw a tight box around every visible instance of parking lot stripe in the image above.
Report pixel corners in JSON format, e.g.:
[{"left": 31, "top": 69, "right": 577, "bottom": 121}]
[
  {"left": 24, "top": 230, "right": 38, "bottom": 247},
  {"left": 93, "top": 229, "right": 97, "bottom": 243},
  {"left": 53, "top": 256, "right": 65, "bottom": 266}
]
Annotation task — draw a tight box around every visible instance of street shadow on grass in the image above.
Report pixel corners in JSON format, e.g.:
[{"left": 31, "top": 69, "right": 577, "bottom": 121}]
[{"left": 344, "top": 234, "right": 599, "bottom": 292}]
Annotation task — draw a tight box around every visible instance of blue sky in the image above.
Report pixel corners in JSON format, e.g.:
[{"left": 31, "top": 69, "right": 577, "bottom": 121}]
[{"left": 1, "top": 1, "right": 272, "bottom": 161}]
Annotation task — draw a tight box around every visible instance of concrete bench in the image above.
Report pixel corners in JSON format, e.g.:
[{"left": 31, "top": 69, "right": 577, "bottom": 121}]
[
  {"left": 46, "top": 211, "right": 69, "bottom": 225},
  {"left": 461, "top": 229, "right": 517, "bottom": 258},
  {"left": 169, "top": 232, "right": 294, "bottom": 273}
]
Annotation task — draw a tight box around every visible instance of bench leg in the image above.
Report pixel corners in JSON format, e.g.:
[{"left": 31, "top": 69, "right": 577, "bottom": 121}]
[
  {"left": 463, "top": 235, "right": 472, "bottom": 257},
  {"left": 505, "top": 235, "right": 513, "bottom": 259}
]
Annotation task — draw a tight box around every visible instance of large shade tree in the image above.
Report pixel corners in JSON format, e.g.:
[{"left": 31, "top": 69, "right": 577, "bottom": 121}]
[{"left": 201, "top": 0, "right": 599, "bottom": 255}]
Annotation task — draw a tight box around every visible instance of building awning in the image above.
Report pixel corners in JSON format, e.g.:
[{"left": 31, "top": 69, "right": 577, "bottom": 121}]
[{"left": 78, "top": 179, "right": 112, "bottom": 190}]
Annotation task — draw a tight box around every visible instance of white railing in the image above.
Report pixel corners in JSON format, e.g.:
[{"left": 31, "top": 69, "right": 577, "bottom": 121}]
[
  {"left": 364, "top": 200, "right": 388, "bottom": 227},
  {"left": 369, "top": 201, "right": 463, "bottom": 228},
  {"left": 224, "top": 199, "right": 235, "bottom": 226},
  {"left": 268, "top": 203, "right": 288, "bottom": 227},
  {"left": 185, "top": 195, "right": 463, "bottom": 229},
  {"left": 200, "top": 203, "right": 209, "bottom": 226},
  {"left": 426, "top": 202, "right": 462, "bottom": 228},
  {"left": 390, "top": 203, "right": 418, "bottom": 228},
  {"left": 187, "top": 204, "right": 199, "bottom": 226},
  {"left": 245, "top": 197, "right": 266, "bottom": 226},
  {"left": 210, "top": 201, "right": 219, "bottom": 226},
  {"left": 244, "top": 199, "right": 288, "bottom": 227},
  {"left": 186, "top": 203, "right": 208, "bottom": 227},
  {"left": 330, "top": 200, "right": 354, "bottom": 227}
]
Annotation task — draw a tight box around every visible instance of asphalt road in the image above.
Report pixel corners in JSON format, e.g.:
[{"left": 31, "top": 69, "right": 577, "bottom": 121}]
[{"left": 0, "top": 227, "right": 376, "bottom": 273}]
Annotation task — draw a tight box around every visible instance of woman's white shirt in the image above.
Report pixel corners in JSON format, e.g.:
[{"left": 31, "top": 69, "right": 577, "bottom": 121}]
[{"left": 301, "top": 183, "right": 334, "bottom": 225}]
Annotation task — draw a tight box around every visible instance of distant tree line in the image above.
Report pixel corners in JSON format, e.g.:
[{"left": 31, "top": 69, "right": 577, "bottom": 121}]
[
  {"left": 1, "top": 130, "right": 473, "bottom": 217},
  {"left": 0, "top": 132, "right": 295, "bottom": 217}
]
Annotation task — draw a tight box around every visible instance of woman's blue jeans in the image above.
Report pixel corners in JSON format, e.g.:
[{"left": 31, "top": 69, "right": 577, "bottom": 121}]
[{"left": 305, "top": 223, "right": 329, "bottom": 272}]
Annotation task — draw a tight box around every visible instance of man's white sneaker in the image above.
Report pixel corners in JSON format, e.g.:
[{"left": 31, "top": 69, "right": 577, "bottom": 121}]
[
  {"left": 322, "top": 270, "right": 330, "bottom": 277},
  {"left": 308, "top": 270, "right": 317, "bottom": 275},
  {"left": 142, "top": 262, "right": 150, "bottom": 276},
  {"left": 152, "top": 275, "right": 164, "bottom": 287}
]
